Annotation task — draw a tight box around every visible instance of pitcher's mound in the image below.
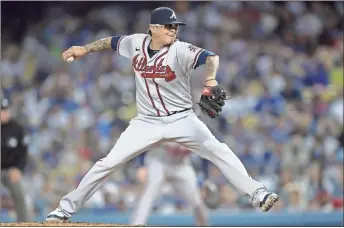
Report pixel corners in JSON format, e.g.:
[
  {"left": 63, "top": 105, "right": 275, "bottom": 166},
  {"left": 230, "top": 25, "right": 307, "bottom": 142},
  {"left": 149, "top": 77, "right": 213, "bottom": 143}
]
[{"left": 0, "top": 222, "right": 142, "bottom": 227}]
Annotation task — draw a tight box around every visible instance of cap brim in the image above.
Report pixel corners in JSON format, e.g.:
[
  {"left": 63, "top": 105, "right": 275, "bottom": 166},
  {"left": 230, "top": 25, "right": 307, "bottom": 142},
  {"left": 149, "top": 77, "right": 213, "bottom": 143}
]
[{"left": 169, "top": 21, "right": 186, "bottom": 26}]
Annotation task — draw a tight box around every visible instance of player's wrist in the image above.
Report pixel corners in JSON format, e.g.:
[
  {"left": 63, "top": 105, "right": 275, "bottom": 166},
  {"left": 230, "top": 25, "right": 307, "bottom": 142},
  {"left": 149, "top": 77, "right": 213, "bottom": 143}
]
[
  {"left": 82, "top": 46, "right": 91, "bottom": 54},
  {"left": 204, "top": 79, "right": 218, "bottom": 87}
]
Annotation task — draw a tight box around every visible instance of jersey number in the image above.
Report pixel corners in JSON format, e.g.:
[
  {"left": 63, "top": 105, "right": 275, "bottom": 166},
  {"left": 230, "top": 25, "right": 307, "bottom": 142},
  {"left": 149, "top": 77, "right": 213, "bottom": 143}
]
[{"left": 188, "top": 44, "right": 197, "bottom": 52}]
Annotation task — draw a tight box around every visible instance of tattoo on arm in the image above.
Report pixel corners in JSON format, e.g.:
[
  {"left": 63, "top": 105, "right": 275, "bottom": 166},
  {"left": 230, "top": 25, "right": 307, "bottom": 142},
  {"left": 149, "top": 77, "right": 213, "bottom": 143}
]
[
  {"left": 205, "top": 55, "right": 219, "bottom": 81},
  {"left": 83, "top": 37, "right": 112, "bottom": 53}
]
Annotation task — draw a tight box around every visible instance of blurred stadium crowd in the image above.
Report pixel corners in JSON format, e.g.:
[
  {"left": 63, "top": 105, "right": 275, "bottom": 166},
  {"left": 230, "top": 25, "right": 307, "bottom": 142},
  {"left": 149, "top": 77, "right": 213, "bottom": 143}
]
[{"left": 1, "top": 1, "right": 343, "bottom": 220}]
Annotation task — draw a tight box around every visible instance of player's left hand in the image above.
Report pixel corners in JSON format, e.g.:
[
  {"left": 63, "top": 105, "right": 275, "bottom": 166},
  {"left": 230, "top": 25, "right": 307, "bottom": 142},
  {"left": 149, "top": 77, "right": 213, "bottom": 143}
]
[{"left": 197, "top": 85, "right": 230, "bottom": 118}]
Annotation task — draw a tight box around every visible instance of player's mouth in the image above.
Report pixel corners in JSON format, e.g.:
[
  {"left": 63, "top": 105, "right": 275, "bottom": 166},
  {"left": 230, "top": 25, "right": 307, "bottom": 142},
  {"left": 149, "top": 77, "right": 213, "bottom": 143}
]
[{"left": 166, "top": 34, "right": 176, "bottom": 38}]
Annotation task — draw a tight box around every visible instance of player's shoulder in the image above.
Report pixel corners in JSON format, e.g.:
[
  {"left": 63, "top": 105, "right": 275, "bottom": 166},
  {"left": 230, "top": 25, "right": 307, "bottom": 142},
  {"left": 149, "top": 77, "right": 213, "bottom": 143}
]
[
  {"left": 125, "top": 33, "right": 149, "bottom": 42},
  {"left": 174, "top": 40, "right": 203, "bottom": 53},
  {"left": 174, "top": 40, "right": 193, "bottom": 48}
]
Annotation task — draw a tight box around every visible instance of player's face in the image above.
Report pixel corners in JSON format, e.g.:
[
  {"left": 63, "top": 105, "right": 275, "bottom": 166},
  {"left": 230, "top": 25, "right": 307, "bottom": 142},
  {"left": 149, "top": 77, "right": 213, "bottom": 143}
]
[{"left": 157, "top": 24, "right": 179, "bottom": 45}]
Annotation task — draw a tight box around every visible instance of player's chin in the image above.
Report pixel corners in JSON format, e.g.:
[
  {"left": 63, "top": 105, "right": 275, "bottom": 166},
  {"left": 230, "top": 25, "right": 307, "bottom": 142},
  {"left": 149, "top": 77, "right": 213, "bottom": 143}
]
[{"left": 165, "top": 35, "right": 176, "bottom": 45}]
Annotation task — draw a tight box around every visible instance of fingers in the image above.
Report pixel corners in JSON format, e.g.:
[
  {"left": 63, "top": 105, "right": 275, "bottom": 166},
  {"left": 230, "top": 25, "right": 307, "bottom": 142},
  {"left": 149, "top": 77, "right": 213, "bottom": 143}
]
[
  {"left": 62, "top": 51, "right": 71, "bottom": 61},
  {"left": 61, "top": 48, "right": 74, "bottom": 61}
]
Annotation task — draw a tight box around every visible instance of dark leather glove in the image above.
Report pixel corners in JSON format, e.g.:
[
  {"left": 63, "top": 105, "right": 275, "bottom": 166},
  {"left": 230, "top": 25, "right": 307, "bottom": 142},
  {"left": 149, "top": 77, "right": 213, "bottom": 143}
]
[{"left": 198, "top": 85, "right": 230, "bottom": 118}]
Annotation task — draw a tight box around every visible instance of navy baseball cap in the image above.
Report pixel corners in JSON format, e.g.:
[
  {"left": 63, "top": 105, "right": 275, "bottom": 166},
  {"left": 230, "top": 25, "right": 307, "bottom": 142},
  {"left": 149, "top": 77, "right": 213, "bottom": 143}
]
[{"left": 150, "top": 7, "right": 186, "bottom": 26}]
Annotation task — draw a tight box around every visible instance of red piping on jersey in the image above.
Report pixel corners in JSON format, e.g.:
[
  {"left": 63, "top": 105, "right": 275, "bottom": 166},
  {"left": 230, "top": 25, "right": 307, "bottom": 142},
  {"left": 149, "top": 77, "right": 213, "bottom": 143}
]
[
  {"left": 191, "top": 49, "right": 204, "bottom": 69},
  {"left": 153, "top": 49, "right": 171, "bottom": 115},
  {"left": 142, "top": 36, "right": 160, "bottom": 116},
  {"left": 144, "top": 78, "right": 160, "bottom": 116},
  {"left": 153, "top": 79, "right": 170, "bottom": 115},
  {"left": 117, "top": 36, "right": 125, "bottom": 56},
  {"left": 154, "top": 49, "right": 169, "bottom": 64}
]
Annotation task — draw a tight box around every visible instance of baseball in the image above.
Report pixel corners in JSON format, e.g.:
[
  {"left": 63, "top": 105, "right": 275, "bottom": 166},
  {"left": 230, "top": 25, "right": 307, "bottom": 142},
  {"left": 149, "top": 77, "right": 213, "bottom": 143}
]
[{"left": 67, "top": 56, "right": 75, "bottom": 62}]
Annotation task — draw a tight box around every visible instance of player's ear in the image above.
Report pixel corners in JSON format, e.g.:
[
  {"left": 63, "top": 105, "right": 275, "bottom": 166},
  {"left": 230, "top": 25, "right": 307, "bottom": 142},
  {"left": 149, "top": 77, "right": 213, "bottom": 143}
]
[
  {"left": 147, "top": 26, "right": 153, "bottom": 36},
  {"left": 147, "top": 29, "right": 152, "bottom": 36},
  {"left": 149, "top": 26, "right": 157, "bottom": 35}
]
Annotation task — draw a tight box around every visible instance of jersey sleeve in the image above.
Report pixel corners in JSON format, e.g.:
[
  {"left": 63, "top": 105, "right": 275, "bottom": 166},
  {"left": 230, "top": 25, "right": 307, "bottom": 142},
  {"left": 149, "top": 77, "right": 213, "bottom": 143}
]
[
  {"left": 110, "top": 34, "right": 139, "bottom": 59},
  {"left": 176, "top": 41, "right": 216, "bottom": 70}
]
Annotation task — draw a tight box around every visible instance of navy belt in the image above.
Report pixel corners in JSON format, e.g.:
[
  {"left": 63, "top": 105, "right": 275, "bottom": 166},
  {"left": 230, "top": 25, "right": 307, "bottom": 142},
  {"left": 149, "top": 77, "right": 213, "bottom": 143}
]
[{"left": 167, "top": 108, "right": 191, "bottom": 116}]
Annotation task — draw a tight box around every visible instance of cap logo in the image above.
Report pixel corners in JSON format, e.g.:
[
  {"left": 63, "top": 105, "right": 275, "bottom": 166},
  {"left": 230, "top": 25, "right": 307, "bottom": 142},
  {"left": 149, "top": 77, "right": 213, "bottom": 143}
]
[{"left": 170, "top": 11, "right": 177, "bottom": 20}]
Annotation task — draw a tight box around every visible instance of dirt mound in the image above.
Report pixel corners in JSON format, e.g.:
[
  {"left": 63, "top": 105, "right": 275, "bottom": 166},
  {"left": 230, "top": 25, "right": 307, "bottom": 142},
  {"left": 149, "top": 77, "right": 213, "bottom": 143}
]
[{"left": 0, "top": 222, "right": 143, "bottom": 227}]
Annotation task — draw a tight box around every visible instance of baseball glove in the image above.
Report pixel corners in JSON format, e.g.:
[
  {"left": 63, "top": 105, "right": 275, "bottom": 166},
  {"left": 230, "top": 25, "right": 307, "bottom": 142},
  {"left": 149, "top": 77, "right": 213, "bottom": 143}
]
[{"left": 197, "top": 85, "right": 230, "bottom": 118}]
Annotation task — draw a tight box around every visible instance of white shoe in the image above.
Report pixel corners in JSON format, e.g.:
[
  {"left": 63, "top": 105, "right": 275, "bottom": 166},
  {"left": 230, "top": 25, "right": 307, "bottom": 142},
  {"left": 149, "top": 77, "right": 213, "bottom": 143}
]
[
  {"left": 46, "top": 205, "right": 71, "bottom": 223},
  {"left": 250, "top": 187, "right": 278, "bottom": 212}
]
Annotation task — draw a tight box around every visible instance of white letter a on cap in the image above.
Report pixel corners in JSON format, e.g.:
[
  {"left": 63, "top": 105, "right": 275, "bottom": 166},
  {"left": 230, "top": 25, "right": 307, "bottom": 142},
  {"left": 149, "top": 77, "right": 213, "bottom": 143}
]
[{"left": 170, "top": 11, "right": 176, "bottom": 19}]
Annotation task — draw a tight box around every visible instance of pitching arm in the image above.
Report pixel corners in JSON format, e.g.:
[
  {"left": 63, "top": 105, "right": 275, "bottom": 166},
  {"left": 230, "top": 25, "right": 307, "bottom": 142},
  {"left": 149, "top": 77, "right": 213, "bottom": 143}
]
[
  {"left": 83, "top": 35, "right": 137, "bottom": 59},
  {"left": 83, "top": 37, "right": 113, "bottom": 53},
  {"left": 62, "top": 34, "right": 141, "bottom": 62}
]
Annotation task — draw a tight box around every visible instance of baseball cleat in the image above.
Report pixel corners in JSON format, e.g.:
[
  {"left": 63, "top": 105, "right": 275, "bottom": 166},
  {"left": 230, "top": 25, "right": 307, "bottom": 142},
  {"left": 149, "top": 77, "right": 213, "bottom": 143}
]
[
  {"left": 259, "top": 192, "right": 278, "bottom": 212},
  {"left": 46, "top": 205, "right": 71, "bottom": 223},
  {"left": 250, "top": 187, "right": 278, "bottom": 212}
]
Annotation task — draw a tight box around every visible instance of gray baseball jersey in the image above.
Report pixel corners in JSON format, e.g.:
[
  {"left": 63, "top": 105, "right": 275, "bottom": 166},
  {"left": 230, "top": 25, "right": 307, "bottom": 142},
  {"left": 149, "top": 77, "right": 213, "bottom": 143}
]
[{"left": 117, "top": 34, "right": 203, "bottom": 116}]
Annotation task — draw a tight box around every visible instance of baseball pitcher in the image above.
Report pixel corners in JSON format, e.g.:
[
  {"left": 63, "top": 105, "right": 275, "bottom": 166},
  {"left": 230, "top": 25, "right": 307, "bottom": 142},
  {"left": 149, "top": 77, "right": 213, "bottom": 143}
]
[
  {"left": 130, "top": 143, "right": 208, "bottom": 226},
  {"left": 47, "top": 7, "right": 278, "bottom": 223}
]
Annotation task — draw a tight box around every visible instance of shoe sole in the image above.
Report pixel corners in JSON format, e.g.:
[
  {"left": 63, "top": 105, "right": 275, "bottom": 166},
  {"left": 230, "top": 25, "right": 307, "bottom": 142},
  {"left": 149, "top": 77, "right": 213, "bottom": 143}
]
[
  {"left": 260, "top": 193, "right": 278, "bottom": 212},
  {"left": 46, "top": 216, "right": 69, "bottom": 223}
]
